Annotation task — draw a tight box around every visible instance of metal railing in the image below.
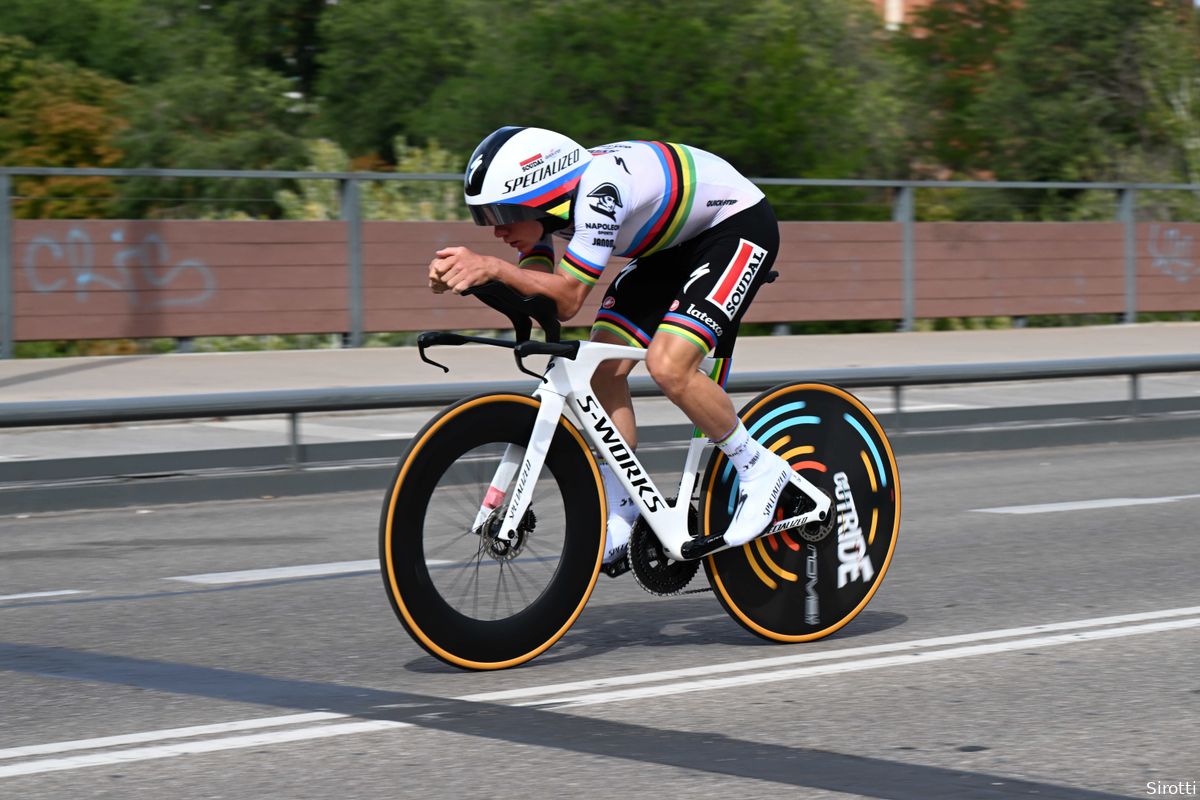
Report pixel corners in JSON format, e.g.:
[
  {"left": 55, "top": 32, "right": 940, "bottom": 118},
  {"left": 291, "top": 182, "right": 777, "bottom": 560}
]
[
  {"left": 1, "top": 355, "right": 1197, "bottom": 472},
  {"left": 3, "top": 166, "right": 1200, "bottom": 357}
]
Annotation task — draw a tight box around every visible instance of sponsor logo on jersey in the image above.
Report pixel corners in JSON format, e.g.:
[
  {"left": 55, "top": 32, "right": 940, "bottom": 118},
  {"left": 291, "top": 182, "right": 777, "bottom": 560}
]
[
  {"left": 669, "top": 299, "right": 680, "bottom": 312},
  {"left": 602, "top": 296, "right": 616, "bottom": 309},
  {"left": 502, "top": 149, "right": 582, "bottom": 194},
  {"left": 707, "top": 199, "right": 738, "bottom": 207},
  {"left": 587, "top": 183, "right": 623, "bottom": 220},
  {"left": 613, "top": 259, "right": 638, "bottom": 290},
  {"left": 705, "top": 239, "right": 767, "bottom": 319},
  {"left": 592, "top": 237, "right": 615, "bottom": 248},
  {"left": 683, "top": 263, "right": 710, "bottom": 293},
  {"left": 685, "top": 303, "right": 723, "bottom": 336}
]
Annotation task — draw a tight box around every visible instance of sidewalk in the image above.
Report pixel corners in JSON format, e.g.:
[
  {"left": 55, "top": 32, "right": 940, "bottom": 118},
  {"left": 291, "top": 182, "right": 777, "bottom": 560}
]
[{"left": 1, "top": 323, "right": 1197, "bottom": 403}]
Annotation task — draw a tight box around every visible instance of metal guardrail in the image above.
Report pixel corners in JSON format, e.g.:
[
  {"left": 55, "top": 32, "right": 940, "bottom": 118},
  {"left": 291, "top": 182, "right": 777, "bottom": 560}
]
[{"left": 2, "top": 353, "right": 1197, "bottom": 432}]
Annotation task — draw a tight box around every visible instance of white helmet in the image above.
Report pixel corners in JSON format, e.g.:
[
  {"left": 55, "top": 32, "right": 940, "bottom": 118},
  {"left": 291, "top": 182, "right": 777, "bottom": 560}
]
[{"left": 463, "top": 126, "right": 591, "bottom": 226}]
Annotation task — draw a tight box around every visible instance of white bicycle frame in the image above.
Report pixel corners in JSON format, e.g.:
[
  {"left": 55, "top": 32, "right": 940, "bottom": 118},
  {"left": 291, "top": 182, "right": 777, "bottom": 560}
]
[{"left": 473, "top": 340, "right": 832, "bottom": 562}]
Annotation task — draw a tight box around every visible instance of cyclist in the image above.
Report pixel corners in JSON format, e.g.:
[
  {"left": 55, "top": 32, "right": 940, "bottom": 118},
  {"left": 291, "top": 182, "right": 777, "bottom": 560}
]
[{"left": 429, "top": 126, "right": 791, "bottom": 565}]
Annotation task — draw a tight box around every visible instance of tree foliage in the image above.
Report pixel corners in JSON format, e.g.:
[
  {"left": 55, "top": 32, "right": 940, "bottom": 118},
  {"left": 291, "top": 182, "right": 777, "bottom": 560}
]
[
  {"left": 313, "top": 0, "right": 474, "bottom": 160},
  {"left": 3, "top": 0, "right": 1200, "bottom": 222},
  {"left": 0, "top": 37, "right": 128, "bottom": 218}
]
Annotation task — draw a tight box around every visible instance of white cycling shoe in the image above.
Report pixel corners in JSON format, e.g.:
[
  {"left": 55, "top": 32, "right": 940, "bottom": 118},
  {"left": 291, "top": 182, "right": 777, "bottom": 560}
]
[
  {"left": 723, "top": 450, "right": 793, "bottom": 546},
  {"left": 602, "top": 502, "right": 636, "bottom": 565}
]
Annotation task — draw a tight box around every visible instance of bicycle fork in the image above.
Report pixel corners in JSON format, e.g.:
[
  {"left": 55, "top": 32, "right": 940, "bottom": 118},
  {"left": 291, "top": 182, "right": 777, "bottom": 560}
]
[{"left": 472, "top": 393, "right": 568, "bottom": 542}]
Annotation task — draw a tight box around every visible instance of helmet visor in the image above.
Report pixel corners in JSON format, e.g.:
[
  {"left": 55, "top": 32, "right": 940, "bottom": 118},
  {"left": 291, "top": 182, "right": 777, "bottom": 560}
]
[{"left": 468, "top": 202, "right": 545, "bottom": 226}]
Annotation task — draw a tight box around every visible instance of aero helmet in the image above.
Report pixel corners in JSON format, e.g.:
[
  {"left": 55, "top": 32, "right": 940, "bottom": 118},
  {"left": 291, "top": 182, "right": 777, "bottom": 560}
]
[{"left": 463, "top": 126, "right": 590, "bottom": 226}]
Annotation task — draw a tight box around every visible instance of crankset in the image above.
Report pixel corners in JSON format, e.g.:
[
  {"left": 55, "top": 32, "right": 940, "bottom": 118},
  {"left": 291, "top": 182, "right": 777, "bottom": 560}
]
[{"left": 629, "top": 506, "right": 700, "bottom": 596}]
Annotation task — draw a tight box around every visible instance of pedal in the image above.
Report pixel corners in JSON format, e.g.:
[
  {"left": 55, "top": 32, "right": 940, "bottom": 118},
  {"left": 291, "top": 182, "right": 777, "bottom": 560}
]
[
  {"left": 680, "top": 533, "right": 726, "bottom": 561},
  {"left": 601, "top": 554, "right": 631, "bottom": 578}
]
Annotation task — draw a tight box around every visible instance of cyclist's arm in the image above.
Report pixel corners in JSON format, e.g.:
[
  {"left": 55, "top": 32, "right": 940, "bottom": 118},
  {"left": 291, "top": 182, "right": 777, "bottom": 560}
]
[
  {"left": 430, "top": 247, "right": 590, "bottom": 321},
  {"left": 516, "top": 237, "right": 555, "bottom": 273}
]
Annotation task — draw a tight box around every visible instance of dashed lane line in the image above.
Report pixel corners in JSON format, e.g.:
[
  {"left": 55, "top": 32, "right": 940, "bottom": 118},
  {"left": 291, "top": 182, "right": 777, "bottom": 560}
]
[{"left": 974, "top": 493, "right": 1200, "bottom": 514}]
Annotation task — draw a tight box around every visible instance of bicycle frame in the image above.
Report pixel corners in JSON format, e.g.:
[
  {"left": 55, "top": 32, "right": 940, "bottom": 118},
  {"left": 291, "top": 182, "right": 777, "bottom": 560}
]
[{"left": 480, "top": 340, "right": 832, "bottom": 562}]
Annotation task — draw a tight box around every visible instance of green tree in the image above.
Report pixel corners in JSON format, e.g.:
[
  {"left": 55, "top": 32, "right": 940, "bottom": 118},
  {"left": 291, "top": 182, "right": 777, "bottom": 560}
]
[
  {"left": 974, "top": 0, "right": 1174, "bottom": 185},
  {"left": 0, "top": 45, "right": 129, "bottom": 218},
  {"left": 276, "top": 137, "right": 467, "bottom": 221},
  {"left": 208, "top": 0, "right": 328, "bottom": 97},
  {"left": 414, "top": 0, "right": 908, "bottom": 218},
  {"left": 313, "top": 0, "right": 475, "bottom": 160},
  {"left": 895, "top": 0, "right": 1018, "bottom": 174},
  {"left": 0, "top": 34, "right": 38, "bottom": 110},
  {"left": 114, "top": 43, "right": 309, "bottom": 218},
  {"left": 1138, "top": 5, "right": 1200, "bottom": 184}
]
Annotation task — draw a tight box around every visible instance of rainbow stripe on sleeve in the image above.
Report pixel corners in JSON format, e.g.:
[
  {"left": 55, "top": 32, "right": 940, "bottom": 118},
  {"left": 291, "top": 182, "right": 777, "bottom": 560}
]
[
  {"left": 518, "top": 243, "right": 555, "bottom": 271},
  {"left": 560, "top": 249, "right": 606, "bottom": 286}
]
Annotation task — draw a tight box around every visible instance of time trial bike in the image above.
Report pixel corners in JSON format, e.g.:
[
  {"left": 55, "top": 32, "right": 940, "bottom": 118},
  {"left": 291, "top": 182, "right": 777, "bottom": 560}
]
[{"left": 379, "top": 280, "right": 900, "bottom": 670}]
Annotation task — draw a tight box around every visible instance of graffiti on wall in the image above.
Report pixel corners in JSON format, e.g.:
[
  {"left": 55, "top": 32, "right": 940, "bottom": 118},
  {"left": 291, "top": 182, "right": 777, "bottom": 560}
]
[
  {"left": 1147, "top": 224, "right": 1197, "bottom": 283},
  {"left": 23, "top": 227, "right": 216, "bottom": 307}
]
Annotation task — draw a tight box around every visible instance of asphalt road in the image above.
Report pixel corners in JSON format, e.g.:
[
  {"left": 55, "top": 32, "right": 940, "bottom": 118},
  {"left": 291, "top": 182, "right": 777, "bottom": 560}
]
[{"left": 1, "top": 439, "right": 1198, "bottom": 799}]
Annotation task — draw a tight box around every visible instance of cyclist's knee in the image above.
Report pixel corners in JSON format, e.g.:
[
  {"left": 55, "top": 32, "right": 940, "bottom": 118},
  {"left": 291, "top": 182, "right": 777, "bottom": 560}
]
[{"left": 645, "top": 341, "right": 699, "bottom": 401}]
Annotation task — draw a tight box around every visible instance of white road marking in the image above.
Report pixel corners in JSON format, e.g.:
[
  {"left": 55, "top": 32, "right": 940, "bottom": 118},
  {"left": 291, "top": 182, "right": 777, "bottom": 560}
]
[
  {"left": 460, "top": 604, "right": 1200, "bottom": 703},
  {"left": 166, "top": 560, "right": 379, "bottom": 584},
  {"left": 0, "top": 720, "right": 408, "bottom": 778},
  {"left": 0, "top": 712, "right": 343, "bottom": 760},
  {"left": 0, "top": 590, "right": 87, "bottom": 602},
  {"left": 511, "top": 617, "right": 1200, "bottom": 709},
  {"left": 166, "top": 558, "right": 459, "bottom": 585},
  {"left": 974, "top": 493, "right": 1200, "bottom": 514},
  {"left": 3, "top": 605, "right": 1197, "bottom": 778}
]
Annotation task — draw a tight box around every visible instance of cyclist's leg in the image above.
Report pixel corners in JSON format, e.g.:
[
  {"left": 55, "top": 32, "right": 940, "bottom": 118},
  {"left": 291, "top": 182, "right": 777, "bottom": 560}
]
[
  {"left": 644, "top": 332, "right": 735, "bottom": 438},
  {"left": 649, "top": 198, "right": 790, "bottom": 545},
  {"left": 589, "top": 258, "right": 678, "bottom": 564},
  {"left": 588, "top": 327, "right": 638, "bottom": 448}
]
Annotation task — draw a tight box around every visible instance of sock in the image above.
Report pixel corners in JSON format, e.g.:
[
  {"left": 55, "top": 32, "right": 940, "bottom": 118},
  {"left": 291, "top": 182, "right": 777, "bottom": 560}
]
[
  {"left": 600, "top": 464, "right": 639, "bottom": 562},
  {"left": 600, "top": 464, "right": 640, "bottom": 524},
  {"left": 715, "top": 420, "right": 768, "bottom": 479}
]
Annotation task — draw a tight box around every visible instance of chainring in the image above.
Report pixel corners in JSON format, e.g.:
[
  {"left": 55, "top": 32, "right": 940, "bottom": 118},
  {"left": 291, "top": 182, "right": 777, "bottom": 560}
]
[{"left": 629, "top": 510, "right": 700, "bottom": 596}]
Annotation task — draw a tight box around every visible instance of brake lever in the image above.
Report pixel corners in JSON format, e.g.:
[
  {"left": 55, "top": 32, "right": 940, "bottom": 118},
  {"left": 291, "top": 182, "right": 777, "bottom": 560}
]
[
  {"left": 417, "top": 331, "right": 450, "bottom": 373},
  {"left": 513, "top": 349, "right": 545, "bottom": 382}
]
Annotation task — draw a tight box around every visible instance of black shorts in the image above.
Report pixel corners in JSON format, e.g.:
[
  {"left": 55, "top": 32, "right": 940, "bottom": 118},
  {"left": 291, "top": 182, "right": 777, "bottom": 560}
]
[{"left": 590, "top": 199, "right": 778, "bottom": 359}]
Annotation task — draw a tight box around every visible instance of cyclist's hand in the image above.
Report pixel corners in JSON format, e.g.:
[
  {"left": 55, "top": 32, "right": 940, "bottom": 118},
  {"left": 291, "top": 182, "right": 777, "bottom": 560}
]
[
  {"left": 431, "top": 246, "right": 494, "bottom": 294},
  {"left": 428, "top": 258, "right": 451, "bottom": 293}
]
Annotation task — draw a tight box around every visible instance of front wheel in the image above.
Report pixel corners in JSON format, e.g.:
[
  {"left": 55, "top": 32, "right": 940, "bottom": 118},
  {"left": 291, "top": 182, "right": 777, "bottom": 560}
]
[
  {"left": 380, "top": 393, "right": 606, "bottom": 670},
  {"left": 700, "top": 382, "right": 901, "bottom": 642}
]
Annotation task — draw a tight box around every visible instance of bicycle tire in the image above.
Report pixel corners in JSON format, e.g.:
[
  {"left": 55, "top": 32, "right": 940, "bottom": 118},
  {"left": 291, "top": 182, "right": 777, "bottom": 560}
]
[
  {"left": 380, "top": 393, "right": 606, "bottom": 670},
  {"left": 700, "top": 382, "right": 900, "bottom": 642}
]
